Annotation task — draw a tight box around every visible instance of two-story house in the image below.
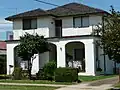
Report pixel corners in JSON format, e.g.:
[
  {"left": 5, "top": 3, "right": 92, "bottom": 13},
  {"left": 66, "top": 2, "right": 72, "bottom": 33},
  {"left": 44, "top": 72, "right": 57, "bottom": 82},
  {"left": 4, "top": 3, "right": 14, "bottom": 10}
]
[{"left": 5, "top": 3, "right": 115, "bottom": 76}]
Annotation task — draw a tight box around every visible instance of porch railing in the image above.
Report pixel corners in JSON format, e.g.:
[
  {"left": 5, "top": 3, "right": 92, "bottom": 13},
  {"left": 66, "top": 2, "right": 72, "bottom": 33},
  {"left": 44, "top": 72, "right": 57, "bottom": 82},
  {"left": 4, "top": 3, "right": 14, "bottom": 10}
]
[{"left": 55, "top": 27, "right": 62, "bottom": 38}]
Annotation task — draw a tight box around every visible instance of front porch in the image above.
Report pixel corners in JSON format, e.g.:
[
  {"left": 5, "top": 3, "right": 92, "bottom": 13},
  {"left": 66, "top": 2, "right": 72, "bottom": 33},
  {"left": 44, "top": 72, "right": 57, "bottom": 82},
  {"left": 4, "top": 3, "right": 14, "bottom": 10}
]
[{"left": 7, "top": 37, "right": 97, "bottom": 76}]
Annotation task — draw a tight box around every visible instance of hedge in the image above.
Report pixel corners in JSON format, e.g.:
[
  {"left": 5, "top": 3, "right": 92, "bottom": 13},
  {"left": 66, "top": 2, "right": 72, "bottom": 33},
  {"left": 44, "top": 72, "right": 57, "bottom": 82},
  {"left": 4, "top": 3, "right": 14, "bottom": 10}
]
[
  {"left": 55, "top": 67, "right": 78, "bottom": 82},
  {"left": 12, "top": 67, "right": 22, "bottom": 80},
  {"left": 36, "top": 61, "right": 56, "bottom": 81}
]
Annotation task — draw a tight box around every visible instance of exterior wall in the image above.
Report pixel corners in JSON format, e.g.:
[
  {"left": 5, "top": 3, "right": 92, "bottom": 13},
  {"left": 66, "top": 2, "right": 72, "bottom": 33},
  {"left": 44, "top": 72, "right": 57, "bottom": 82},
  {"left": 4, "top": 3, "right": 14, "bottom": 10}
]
[
  {"left": 105, "top": 55, "right": 114, "bottom": 74},
  {"left": 0, "top": 50, "right": 6, "bottom": 55},
  {"left": 7, "top": 42, "right": 18, "bottom": 74},
  {"left": 39, "top": 52, "right": 49, "bottom": 68},
  {"left": 95, "top": 38, "right": 114, "bottom": 75},
  {"left": 13, "top": 16, "right": 55, "bottom": 40}
]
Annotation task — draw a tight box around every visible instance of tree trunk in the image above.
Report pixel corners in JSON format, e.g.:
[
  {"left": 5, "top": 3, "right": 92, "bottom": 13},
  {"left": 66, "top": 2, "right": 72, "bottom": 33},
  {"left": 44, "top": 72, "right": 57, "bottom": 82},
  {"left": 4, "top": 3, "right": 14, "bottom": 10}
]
[{"left": 28, "top": 59, "right": 32, "bottom": 80}]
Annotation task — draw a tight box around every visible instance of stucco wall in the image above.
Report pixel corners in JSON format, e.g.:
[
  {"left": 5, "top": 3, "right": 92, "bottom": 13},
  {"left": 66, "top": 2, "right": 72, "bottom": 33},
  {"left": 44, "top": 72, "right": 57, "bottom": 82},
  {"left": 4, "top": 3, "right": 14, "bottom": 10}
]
[{"left": 39, "top": 52, "right": 49, "bottom": 68}]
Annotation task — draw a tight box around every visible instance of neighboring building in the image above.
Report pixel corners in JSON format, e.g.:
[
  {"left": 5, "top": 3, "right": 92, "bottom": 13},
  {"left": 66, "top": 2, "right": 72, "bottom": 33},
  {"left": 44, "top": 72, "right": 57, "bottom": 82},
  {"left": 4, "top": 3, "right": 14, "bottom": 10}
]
[
  {"left": 0, "top": 41, "right": 6, "bottom": 55},
  {"left": 6, "top": 31, "right": 13, "bottom": 40},
  {"left": 5, "top": 3, "right": 115, "bottom": 76}
]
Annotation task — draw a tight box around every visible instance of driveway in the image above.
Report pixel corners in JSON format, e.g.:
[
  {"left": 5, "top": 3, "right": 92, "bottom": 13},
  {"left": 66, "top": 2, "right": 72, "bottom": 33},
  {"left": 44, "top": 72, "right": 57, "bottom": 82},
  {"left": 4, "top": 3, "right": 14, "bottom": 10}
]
[{"left": 56, "top": 76, "right": 119, "bottom": 90}]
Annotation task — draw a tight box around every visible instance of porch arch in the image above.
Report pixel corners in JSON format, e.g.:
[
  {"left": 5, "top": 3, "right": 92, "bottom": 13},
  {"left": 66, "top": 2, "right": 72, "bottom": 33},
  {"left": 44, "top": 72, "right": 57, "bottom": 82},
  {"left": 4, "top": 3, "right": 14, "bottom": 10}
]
[
  {"left": 49, "top": 43, "right": 57, "bottom": 63},
  {"left": 65, "top": 41, "right": 85, "bottom": 72}
]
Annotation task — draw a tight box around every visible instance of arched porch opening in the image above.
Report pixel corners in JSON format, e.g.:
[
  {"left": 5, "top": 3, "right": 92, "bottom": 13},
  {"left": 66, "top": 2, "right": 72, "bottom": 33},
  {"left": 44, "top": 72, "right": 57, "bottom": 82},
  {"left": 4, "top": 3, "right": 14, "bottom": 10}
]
[
  {"left": 65, "top": 41, "right": 85, "bottom": 72},
  {"left": 14, "top": 46, "right": 28, "bottom": 70},
  {"left": 49, "top": 43, "right": 57, "bottom": 63}
]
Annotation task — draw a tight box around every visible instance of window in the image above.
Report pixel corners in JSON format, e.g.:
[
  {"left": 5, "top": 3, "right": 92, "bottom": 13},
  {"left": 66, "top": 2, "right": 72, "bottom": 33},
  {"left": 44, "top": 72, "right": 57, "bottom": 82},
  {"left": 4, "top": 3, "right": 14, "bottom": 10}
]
[
  {"left": 23, "top": 19, "right": 37, "bottom": 30},
  {"left": 74, "top": 16, "right": 89, "bottom": 28}
]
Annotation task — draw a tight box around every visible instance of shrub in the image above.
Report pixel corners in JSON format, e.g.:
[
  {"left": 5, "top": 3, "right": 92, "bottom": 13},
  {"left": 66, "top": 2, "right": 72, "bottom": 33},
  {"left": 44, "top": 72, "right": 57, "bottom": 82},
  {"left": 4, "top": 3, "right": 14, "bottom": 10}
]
[
  {"left": 12, "top": 67, "right": 22, "bottom": 80},
  {"left": 55, "top": 67, "right": 78, "bottom": 82},
  {"left": 36, "top": 69, "right": 46, "bottom": 80},
  {"left": 36, "top": 61, "right": 56, "bottom": 80},
  {"left": 0, "top": 75, "right": 9, "bottom": 79},
  {"left": 96, "top": 68, "right": 102, "bottom": 72},
  {"left": 21, "top": 70, "right": 29, "bottom": 79}
]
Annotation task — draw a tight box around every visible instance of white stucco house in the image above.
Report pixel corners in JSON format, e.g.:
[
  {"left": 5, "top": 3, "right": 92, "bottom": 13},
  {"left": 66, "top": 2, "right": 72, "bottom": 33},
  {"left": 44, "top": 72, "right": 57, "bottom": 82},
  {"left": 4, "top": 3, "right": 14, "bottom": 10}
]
[{"left": 5, "top": 3, "right": 116, "bottom": 76}]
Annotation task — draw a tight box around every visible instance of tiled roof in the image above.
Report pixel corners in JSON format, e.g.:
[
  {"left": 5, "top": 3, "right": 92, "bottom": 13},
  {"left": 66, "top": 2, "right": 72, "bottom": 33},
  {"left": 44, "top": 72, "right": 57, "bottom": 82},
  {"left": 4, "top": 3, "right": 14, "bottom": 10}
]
[
  {"left": 0, "top": 41, "right": 6, "bottom": 50},
  {"left": 5, "top": 9, "right": 51, "bottom": 20},
  {"left": 5, "top": 3, "right": 108, "bottom": 20},
  {"left": 47, "top": 3, "right": 107, "bottom": 16}
]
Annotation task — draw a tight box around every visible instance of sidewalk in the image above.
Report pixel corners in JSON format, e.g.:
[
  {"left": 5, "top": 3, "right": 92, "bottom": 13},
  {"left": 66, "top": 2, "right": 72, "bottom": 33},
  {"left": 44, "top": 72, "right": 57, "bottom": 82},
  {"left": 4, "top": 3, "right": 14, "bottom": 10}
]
[{"left": 0, "top": 82, "right": 68, "bottom": 87}]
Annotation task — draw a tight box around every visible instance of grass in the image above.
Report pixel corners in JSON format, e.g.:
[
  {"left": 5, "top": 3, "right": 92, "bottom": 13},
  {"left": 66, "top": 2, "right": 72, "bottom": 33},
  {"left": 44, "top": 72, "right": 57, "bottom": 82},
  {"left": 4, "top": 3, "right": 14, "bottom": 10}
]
[
  {"left": 0, "top": 85, "right": 58, "bottom": 90},
  {"left": 0, "top": 75, "right": 116, "bottom": 85},
  {"left": 0, "top": 79, "right": 73, "bottom": 85},
  {"left": 78, "top": 75, "right": 117, "bottom": 82}
]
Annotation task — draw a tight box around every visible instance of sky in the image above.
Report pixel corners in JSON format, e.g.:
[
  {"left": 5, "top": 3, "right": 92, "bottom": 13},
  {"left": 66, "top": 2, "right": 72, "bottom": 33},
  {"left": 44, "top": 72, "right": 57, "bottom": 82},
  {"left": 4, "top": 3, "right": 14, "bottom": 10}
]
[{"left": 0, "top": 0, "right": 120, "bottom": 40}]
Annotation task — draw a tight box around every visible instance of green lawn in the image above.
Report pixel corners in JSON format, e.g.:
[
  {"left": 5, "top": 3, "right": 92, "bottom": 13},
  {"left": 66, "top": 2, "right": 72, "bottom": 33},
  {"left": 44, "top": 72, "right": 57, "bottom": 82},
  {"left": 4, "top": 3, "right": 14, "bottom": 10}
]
[
  {"left": 0, "top": 85, "right": 58, "bottom": 90},
  {"left": 78, "top": 75, "right": 117, "bottom": 82},
  {"left": 0, "top": 75, "right": 116, "bottom": 85},
  {"left": 0, "top": 80, "right": 73, "bottom": 85}
]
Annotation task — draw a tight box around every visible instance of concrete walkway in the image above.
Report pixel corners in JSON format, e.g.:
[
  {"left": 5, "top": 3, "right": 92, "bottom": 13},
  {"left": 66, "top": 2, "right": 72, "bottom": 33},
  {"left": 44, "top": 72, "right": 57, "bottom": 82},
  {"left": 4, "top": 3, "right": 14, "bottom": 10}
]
[
  {"left": 0, "top": 82, "right": 68, "bottom": 87},
  {"left": 56, "top": 76, "right": 119, "bottom": 90}
]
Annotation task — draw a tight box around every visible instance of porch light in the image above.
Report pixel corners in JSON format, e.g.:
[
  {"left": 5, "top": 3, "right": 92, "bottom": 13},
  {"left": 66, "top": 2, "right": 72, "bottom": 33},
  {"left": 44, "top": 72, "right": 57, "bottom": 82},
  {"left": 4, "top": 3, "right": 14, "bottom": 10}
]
[{"left": 60, "top": 47, "right": 62, "bottom": 51}]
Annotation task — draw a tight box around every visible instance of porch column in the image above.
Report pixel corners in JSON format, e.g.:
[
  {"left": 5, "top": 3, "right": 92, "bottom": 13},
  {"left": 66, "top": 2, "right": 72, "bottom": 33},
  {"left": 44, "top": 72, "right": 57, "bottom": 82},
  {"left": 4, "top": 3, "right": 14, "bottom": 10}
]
[
  {"left": 57, "top": 43, "right": 66, "bottom": 67},
  {"left": 85, "top": 40, "right": 96, "bottom": 76},
  {"left": 7, "top": 43, "right": 18, "bottom": 75}
]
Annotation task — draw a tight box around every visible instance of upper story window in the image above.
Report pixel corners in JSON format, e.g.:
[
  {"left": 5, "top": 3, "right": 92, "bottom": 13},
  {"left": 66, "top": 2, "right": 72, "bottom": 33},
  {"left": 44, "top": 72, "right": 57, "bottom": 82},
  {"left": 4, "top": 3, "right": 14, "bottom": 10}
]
[
  {"left": 73, "top": 16, "right": 89, "bottom": 28},
  {"left": 23, "top": 19, "right": 37, "bottom": 30}
]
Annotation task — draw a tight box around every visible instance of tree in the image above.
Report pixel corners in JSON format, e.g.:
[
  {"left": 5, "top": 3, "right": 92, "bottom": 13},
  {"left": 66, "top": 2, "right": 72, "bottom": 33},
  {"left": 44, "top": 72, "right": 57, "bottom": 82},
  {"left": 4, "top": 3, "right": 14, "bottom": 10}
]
[
  {"left": 94, "top": 6, "right": 120, "bottom": 64},
  {"left": 0, "top": 55, "right": 6, "bottom": 74},
  {"left": 16, "top": 33, "right": 50, "bottom": 79}
]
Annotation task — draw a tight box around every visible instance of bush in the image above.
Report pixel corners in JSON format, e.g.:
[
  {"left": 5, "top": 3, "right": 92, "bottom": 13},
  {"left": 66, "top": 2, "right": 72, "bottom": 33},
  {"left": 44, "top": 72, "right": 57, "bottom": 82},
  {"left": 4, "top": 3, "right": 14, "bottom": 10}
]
[
  {"left": 55, "top": 67, "right": 78, "bottom": 82},
  {"left": 12, "top": 67, "right": 22, "bottom": 80},
  {"left": 21, "top": 70, "right": 29, "bottom": 79},
  {"left": 0, "top": 75, "right": 9, "bottom": 79},
  {"left": 36, "top": 61, "right": 56, "bottom": 80},
  {"left": 96, "top": 68, "right": 102, "bottom": 72}
]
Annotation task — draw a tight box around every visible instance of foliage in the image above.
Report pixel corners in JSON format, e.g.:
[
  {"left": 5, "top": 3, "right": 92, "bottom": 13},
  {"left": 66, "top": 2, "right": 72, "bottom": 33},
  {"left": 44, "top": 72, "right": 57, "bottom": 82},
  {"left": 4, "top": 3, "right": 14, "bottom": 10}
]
[
  {"left": 36, "top": 61, "right": 57, "bottom": 80},
  {"left": 0, "top": 55, "right": 6, "bottom": 74},
  {"left": 55, "top": 67, "right": 78, "bottom": 82},
  {"left": 12, "top": 67, "right": 22, "bottom": 80},
  {"left": 94, "top": 6, "right": 120, "bottom": 63},
  {"left": 0, "top": 85, "right": 58, "bottom": 90},
  {"left": 16, "top": 33, "right": 50, "bottom": 79},
  {"left": 21, "top": 70, "right": 29, "bottom": 79},
  {"left": 96, "top": 68, "right": 102, "bottom": 72},
  {"left": 78, "top": 75, "right": 116, "bottom": 82}
]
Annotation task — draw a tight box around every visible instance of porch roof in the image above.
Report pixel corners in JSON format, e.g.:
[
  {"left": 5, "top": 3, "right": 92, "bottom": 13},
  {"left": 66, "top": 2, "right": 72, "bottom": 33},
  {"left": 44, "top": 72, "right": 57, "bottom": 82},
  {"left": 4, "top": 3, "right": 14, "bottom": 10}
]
[{"left": 5, "top": 35, "right": 100, "bottom": 43}]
